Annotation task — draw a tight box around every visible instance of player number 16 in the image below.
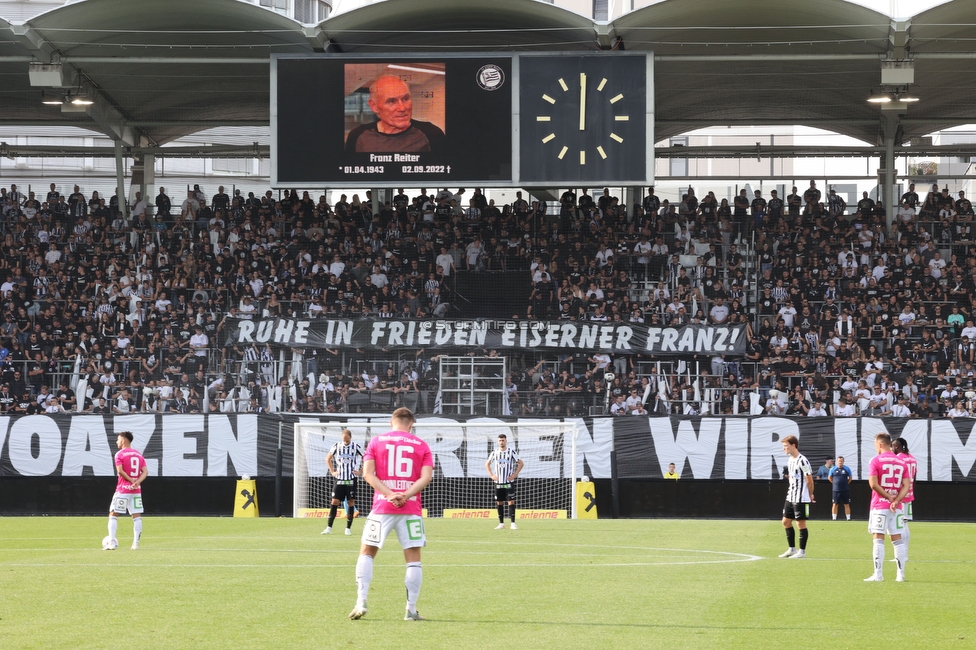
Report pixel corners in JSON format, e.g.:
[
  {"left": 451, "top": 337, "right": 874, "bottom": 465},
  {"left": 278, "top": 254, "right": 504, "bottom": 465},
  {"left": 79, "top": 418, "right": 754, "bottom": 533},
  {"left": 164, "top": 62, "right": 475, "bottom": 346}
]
[{"left": 385, "top": 444, "right": 414, "bottom": 478}]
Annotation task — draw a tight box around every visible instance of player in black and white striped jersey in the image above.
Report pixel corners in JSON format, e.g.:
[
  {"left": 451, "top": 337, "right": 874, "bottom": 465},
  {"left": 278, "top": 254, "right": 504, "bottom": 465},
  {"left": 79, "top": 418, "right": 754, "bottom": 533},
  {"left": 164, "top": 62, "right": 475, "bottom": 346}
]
[
  {"left": 322, "top": 429, "right": 364, "bottom": 536},
  {"left": 486, "top": 434, "right": 524, "bottom": 530},
  {"left": 779, "top": 435, "right": 815, "bottom": 558}
]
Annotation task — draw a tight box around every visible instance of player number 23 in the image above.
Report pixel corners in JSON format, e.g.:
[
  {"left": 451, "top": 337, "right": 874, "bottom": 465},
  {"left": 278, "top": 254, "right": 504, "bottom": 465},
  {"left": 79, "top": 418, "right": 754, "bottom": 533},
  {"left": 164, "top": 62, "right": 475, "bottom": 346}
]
[
  {"left": 880, "top": 463, "right": 903, "bottom": 488},
  {"left": 385, "top": 444, "right": 414, "bottom": 478}
]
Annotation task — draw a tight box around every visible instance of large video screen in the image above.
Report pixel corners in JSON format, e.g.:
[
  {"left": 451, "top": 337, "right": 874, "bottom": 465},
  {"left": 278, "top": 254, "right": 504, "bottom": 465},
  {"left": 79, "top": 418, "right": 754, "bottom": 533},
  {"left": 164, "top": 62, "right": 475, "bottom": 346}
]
[{"left": 273, "top": 55, "right": 512, "bottom": 187}]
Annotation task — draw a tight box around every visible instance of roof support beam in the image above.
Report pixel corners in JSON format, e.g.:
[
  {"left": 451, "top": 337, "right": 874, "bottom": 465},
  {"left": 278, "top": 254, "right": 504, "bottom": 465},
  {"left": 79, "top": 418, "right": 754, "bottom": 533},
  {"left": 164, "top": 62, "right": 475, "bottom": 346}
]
[
  {"left": 11, "top": 20, "right": 140, "bottom": 146},
  {"left": 889, "top": 20, "right": 910, "bottom": 59},
  {"left": 302, "top": 26, "right": 329, "bottom": 52},
  {"left": 655, "top": 54, "right": 880, "bottom": 62},
  {"left": 83, "top": 97, "right": 139, "bottom": 148},
  {"left": 60, "top": 56, "right": 273, "bottom": 64},
  {"left": 595, "top": 23, "right": 617, "bottom": 50},
  {"left": 2, "top": 142, "right": 968, "bottom": 160}
]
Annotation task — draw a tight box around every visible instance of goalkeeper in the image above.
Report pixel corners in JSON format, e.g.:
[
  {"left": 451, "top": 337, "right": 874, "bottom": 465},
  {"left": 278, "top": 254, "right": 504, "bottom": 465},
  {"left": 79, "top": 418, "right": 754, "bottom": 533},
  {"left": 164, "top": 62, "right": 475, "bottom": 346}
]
[
  {"left": 322, "top": 429, "right": 364, "bottom": 536},
  {"left": 486, "top": 434, "right": 524, "bottom": 530}
]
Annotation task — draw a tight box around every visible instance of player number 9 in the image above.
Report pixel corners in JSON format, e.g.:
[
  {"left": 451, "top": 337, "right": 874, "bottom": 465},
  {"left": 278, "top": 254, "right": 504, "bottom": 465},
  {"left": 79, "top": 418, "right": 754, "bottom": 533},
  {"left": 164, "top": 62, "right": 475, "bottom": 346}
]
[{"left": 130, "top": 457, "right": 140, "bottom": 480}]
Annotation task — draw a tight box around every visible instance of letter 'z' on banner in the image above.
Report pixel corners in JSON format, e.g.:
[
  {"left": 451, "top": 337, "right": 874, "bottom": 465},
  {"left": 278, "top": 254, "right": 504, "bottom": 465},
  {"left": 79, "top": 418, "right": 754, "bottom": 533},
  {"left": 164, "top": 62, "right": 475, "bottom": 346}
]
[
  {"left": 234, "top": 478, "right": 259, "bottom": 517},
  {"left": 575, "top": 477, "right": 598, "bottom": 519}
]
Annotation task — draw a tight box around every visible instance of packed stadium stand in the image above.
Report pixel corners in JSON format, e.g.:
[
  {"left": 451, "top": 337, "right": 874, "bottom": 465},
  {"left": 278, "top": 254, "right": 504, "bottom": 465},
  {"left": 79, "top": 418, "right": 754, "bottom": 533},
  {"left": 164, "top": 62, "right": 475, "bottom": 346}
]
[{"left": 3, "top": 178, "right": 975, "bottom": 419}]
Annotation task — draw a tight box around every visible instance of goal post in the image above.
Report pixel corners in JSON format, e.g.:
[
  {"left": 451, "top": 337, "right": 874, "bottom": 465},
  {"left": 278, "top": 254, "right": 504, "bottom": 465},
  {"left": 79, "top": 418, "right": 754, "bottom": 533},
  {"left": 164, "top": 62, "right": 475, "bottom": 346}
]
[{"left": 293, "top": 420, "right": 580, "bottom": 520}]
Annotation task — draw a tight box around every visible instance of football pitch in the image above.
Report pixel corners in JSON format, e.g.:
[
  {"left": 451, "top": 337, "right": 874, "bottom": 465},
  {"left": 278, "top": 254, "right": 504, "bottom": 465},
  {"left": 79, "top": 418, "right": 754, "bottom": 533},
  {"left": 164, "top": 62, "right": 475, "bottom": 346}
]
[{"left": 1, "top": 518, "right": 974, "bottom": 649}]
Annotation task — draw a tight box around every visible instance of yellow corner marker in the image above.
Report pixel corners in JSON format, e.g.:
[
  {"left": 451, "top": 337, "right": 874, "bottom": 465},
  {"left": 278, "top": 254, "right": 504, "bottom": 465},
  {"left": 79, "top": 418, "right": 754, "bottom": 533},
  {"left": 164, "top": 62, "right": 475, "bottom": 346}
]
[
  {"left": 575, "top": 479, "right": 598, "bottom": 519},
  {"left": 234, "top": 478, "right": 259, "bottom": 517}
]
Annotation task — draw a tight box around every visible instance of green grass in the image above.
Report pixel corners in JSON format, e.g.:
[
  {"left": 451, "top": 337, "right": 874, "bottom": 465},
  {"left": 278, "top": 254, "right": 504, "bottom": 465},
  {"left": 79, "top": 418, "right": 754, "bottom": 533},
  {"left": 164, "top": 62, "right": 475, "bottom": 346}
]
[{"left": 1, "top": 517, "right": 975, "bottom": 649}]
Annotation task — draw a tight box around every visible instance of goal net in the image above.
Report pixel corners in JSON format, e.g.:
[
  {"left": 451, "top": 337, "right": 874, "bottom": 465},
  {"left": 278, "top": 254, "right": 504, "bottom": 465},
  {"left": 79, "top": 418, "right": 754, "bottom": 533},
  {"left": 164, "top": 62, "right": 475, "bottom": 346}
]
[{"left": 294, "top": 420, "right": 580, "bottom": 520}]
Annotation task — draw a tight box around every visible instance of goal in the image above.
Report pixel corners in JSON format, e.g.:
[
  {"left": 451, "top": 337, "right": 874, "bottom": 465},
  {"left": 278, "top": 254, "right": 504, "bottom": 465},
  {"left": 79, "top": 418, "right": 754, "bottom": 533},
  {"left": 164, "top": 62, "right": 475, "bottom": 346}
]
[{"left": 293, "top": 420, "right": 580, "bottom": 520}]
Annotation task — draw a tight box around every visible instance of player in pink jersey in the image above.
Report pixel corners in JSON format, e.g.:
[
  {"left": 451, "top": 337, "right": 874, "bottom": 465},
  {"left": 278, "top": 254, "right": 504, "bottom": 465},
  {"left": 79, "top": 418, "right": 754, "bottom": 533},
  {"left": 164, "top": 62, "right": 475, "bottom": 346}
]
[
  {"left": 892, "top": 438, "right": 918, "bottom": 554},
  {"left": 350, "top": 408, "right": 433, "bottom": 621},
  {"left": 864, "top": 433, "right": 910, "bottom": 582},
  {"left": 107, "top": 431, "right": 148, "bottom": 551}
]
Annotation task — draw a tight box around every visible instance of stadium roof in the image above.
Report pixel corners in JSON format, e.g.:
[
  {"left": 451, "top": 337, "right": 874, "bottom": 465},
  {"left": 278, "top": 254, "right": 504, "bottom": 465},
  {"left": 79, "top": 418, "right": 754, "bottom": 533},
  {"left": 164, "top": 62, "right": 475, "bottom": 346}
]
[{"left": 0, "top": 0, "right": 973, "bottom": 150}]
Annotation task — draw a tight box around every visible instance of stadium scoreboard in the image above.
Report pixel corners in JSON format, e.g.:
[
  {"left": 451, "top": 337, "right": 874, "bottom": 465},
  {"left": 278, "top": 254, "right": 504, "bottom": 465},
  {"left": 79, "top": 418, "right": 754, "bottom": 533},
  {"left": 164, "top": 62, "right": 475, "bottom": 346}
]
[{"left": 271, "top": 53, "right": 654, "bottom": 188}]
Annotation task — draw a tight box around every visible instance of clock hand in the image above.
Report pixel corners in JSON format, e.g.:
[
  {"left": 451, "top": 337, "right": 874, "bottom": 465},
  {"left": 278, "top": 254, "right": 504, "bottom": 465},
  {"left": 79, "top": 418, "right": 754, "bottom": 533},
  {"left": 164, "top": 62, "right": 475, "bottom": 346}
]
[{"left": 579, "top": 73, "right": 587, "bottom": 131}]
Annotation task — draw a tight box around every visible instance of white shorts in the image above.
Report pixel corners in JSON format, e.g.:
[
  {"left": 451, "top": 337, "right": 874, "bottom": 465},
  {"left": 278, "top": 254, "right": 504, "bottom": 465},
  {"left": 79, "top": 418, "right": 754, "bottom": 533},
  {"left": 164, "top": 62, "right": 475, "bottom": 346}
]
[
  {"left": 868, "top": 509, "right": 905, "bottom": 536},
  {"left": 903, "top": 501, "right": 913, "bottom": 521},
  {"left": 111, "top": 492, "right": 144, "bottom": 515},
  {"left": 361, "top": 513, "right": 425, "bottom": 550}
]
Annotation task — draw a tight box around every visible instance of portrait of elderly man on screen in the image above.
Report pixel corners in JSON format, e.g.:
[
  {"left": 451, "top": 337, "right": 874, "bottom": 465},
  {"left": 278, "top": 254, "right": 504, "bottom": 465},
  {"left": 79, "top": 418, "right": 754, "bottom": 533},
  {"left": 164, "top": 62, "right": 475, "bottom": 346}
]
[{"left": 345, "top": 75, "right": 446, "bottom": 154}]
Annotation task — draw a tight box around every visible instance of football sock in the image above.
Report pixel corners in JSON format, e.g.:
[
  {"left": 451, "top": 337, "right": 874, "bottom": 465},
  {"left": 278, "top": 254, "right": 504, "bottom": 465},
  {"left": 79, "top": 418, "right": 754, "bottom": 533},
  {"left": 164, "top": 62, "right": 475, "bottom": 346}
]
[
  {"left": 509, "top": 504, "right": 517, "bottom": 523},
  {"left": 893, "top": 538, "right": 908, "bottom": 571},
  {"left": 355, "top": 554, "right": 373, "bottom": 606},
  {"left": 872, "top": 538, "right": 885, "bottom": 575},
  {"left": 785, "top": 527, "right": 795, "bottom": 549},
  {"left": 799, "top": 528, "right": 809, "bottom": 550},
  {"left": 346, "top": 506, "right": 354, "bottom": 529},
  {"left": 497, "top": 505, "right": 504, "bottom": 523},
  {"left": 108, "top": 516, "right": 118, "bottom": 540},
  {"left": 327, "top": 505, "right": 338, "bottom": 528},
  {"left": 846, "top": 514, "right": 851, "bottom": 520},
  {"left": 902, "top": 523, "right": 910, "bottom": 549},
  {"left": 832, "top": 513, "right": 837, "bottom": 520},
  {"left": 133, "top": 517, "right": 142, "bottom": 543},
  {"left": 405, "top": 562, "right": 422, "bottom": 611}
]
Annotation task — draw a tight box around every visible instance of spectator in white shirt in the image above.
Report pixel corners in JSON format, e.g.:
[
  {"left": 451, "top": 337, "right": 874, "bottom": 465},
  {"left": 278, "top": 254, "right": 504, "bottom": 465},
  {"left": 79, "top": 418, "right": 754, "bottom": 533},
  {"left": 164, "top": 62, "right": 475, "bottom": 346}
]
[
  {"left": 890, "top": 397, "right": 912, "bottom": 417},
  {"left": 709, "top": 297, "right": 730, "bottom": 324},
  {"left": 189, "top": 326, "right": 209, "bottom": 372},
  {"left": 961, "top": 321, "right": 976, "bottom": 341},
  {"left": 865, "top": 386, "right": 888, "bottom": 415},
  {"left": 130, "top": 192, "right": 147, "bottom": 217},
  {"left": 807, "top": 400, "right": 828, "bottom": 417},
  {"left": 238, "top": 296, "right": 257, "bottom": 319},
  {"left": 329, "top": 254, "right": 345, "bottom": 278},
  {"left": 589, "top": 353, "right": 611, "bottom": 373},
  {"left": 947, "top": 400, "right": 969, "bottom": 419},
  {"left": 369, "top": 266, "right": 389, "bottom": 289},
  {"left": 897, "top": 201, "right": 915, "bottom": 223},
  {"left": 898, "top": 305, "right": 916, "bottom": 326},
  {"left": 44, "top": 397, "right": 65, "bottom": 414},
  {"left": 765, "top": 389, "right": 787, "bottom": 415},
  {"left": 929, "top": 252, "right": 947, "bottom": 279},
  {"left": 777, "top": 301, "right": 797, "bottom": 329},
  {"left": 435, "top": 247, "right": 455, "bottom": 277},
  {"left": 832, "top": 397, "right": 856, "bottom": 417}
]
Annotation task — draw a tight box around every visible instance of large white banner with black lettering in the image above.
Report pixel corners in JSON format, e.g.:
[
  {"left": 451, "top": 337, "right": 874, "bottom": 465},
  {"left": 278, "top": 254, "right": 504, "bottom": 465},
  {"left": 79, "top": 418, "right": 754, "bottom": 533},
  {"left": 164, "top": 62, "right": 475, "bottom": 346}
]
[
  {"left": 611, "top": 416, "right": 976, "bottom": 482},
  {"left": 0, "top": 414, "right": 974, "bottom": 482}
]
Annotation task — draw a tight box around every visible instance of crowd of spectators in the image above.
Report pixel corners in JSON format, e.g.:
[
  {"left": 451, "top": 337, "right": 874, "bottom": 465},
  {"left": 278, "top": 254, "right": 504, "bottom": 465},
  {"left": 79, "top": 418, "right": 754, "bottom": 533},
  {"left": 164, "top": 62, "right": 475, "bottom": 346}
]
[{"left": 2, "top": 177, "right": 976, "bottom": 418}]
